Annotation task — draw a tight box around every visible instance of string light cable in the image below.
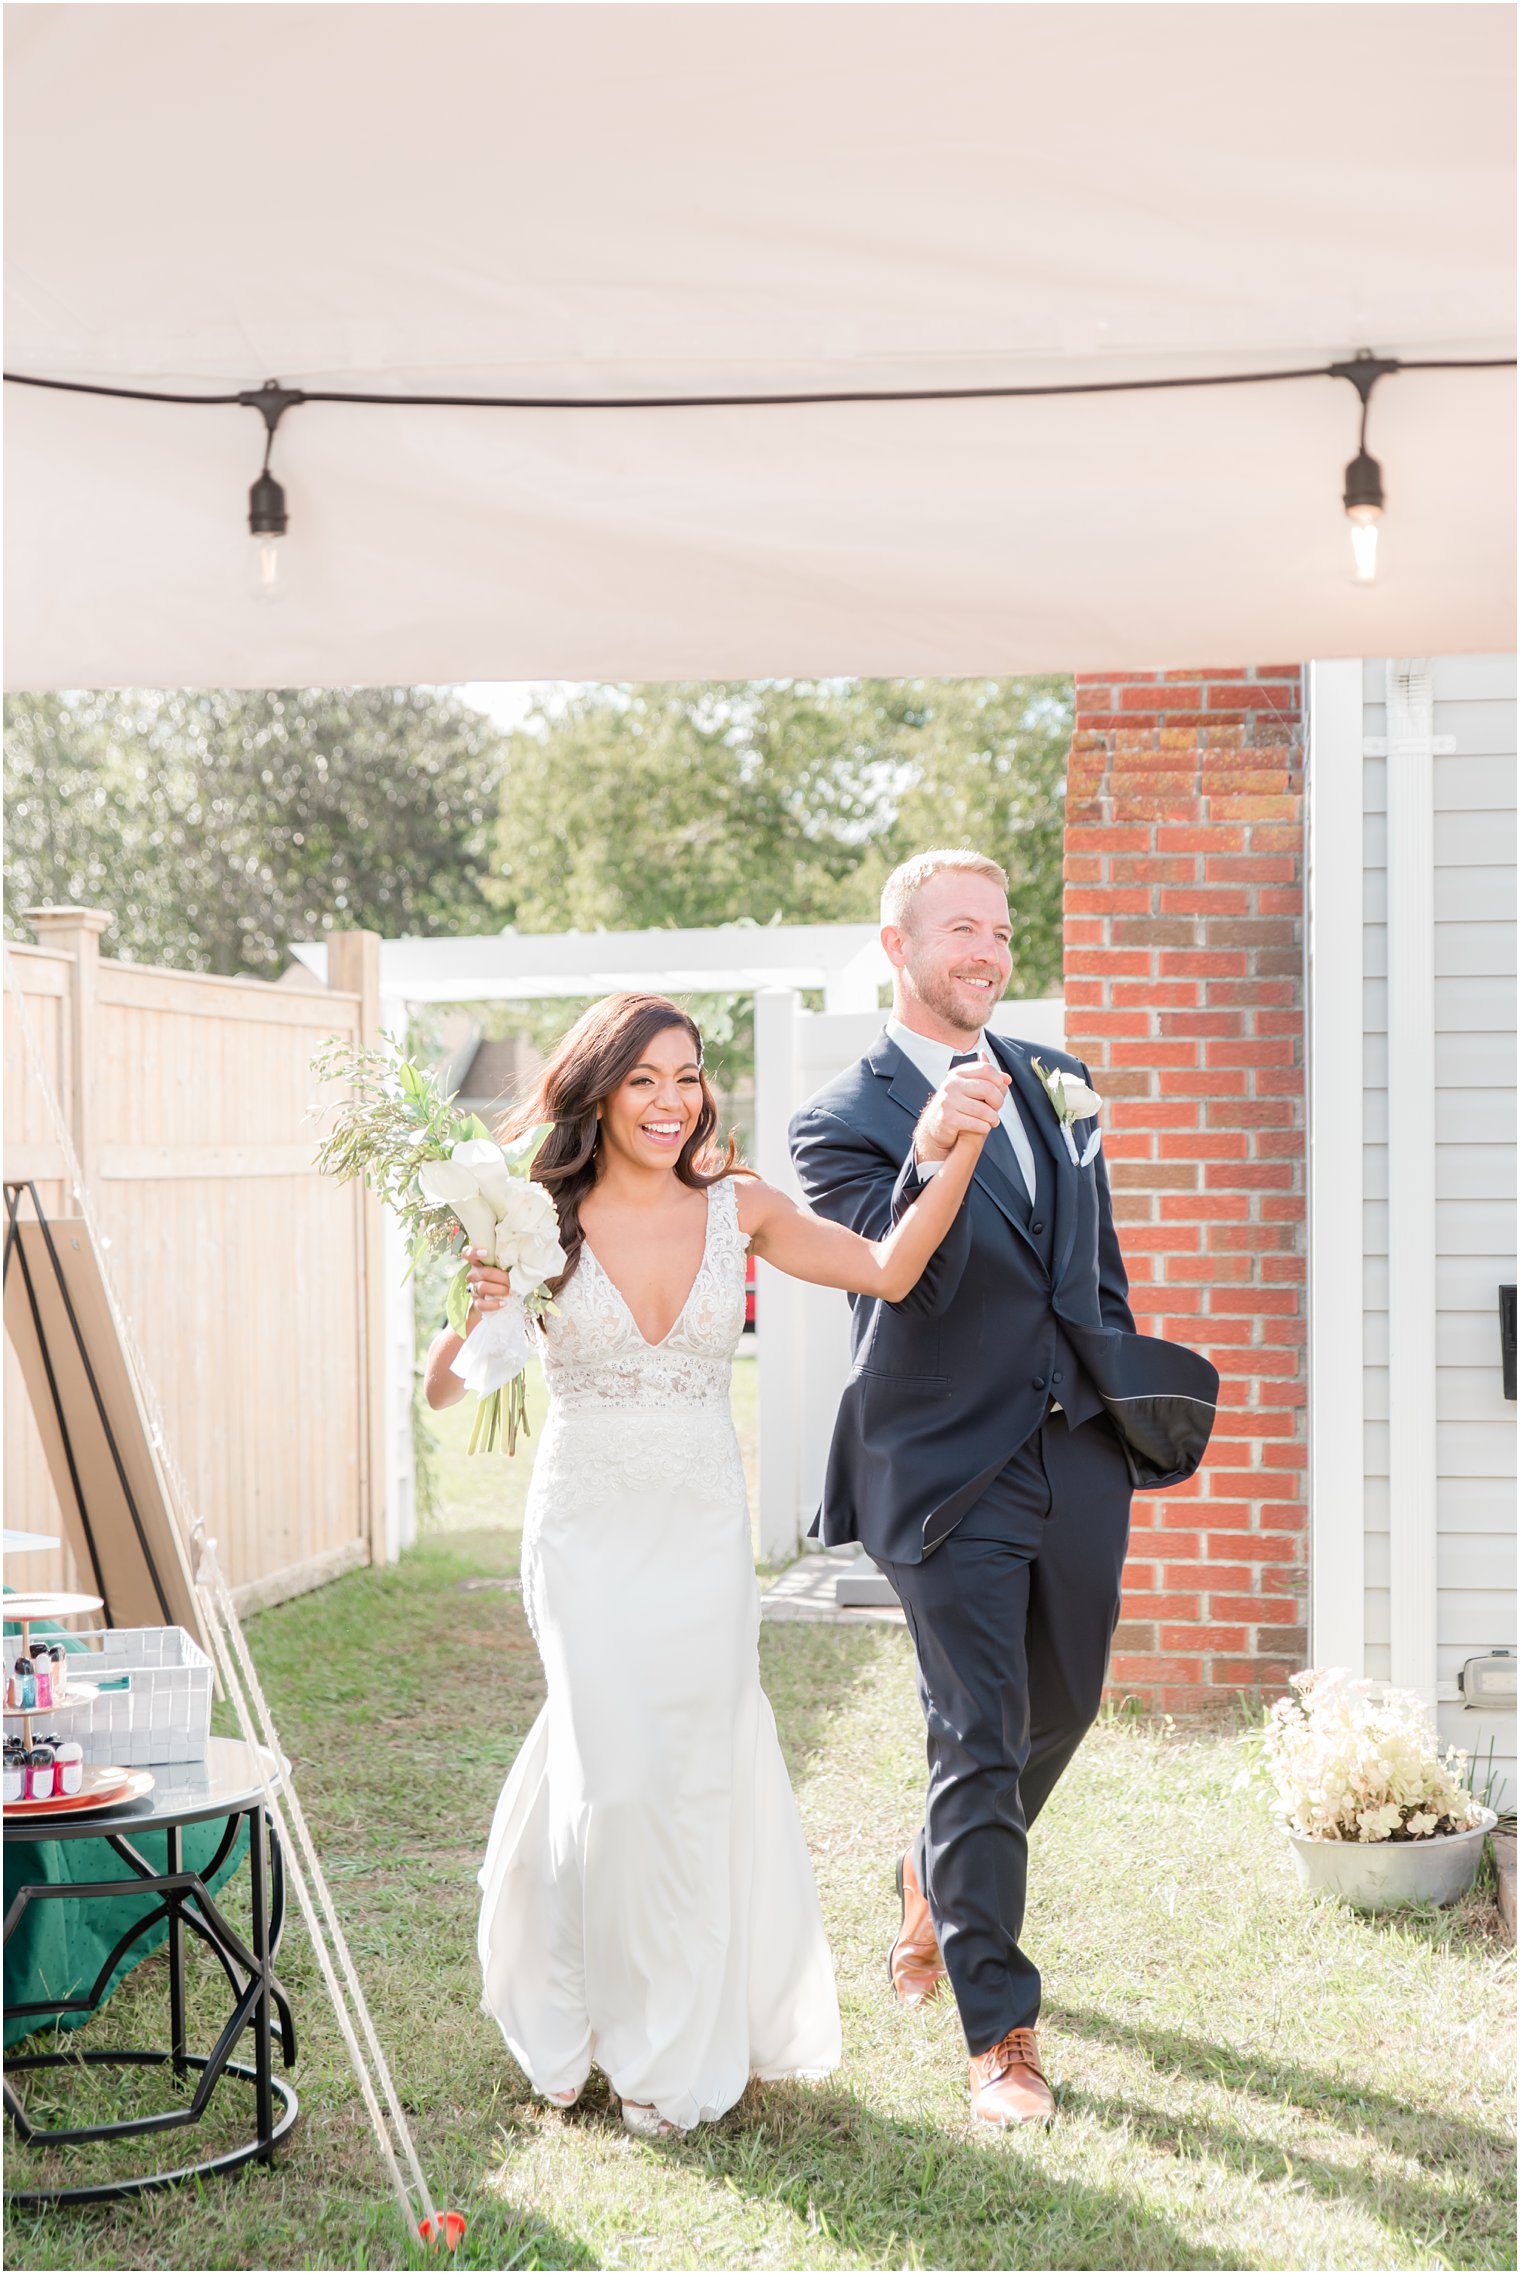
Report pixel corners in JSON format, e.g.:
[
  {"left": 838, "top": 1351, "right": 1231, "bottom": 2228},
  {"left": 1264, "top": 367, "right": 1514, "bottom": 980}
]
[
  {"left": 5, "top": 348, "right": 1515, "bottom": 595},
  {"left": 3, "top": 945, "right": 463, "bottom": 2255}
]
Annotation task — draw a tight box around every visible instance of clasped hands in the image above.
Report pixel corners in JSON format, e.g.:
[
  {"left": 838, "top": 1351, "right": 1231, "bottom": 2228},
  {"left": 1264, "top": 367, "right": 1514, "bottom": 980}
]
[{"left": 914, "top": 1061, "right": 1011, "bottom": 1166}]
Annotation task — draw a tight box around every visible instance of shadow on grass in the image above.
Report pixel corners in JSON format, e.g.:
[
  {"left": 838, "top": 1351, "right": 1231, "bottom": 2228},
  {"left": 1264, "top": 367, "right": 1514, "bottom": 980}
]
[
  {"left": 645, "top": 2075, "right": 1251, "bottom": 2272},
  {"left": 1052, "top": 2005, "right": 1513, "bottom": 2262},
  {"left": 1056, "top": 2003, "right": 1512, "bottom": 2162},
  {"left": 760, "top": 1613, "right": 908, "bottom": 1790}
]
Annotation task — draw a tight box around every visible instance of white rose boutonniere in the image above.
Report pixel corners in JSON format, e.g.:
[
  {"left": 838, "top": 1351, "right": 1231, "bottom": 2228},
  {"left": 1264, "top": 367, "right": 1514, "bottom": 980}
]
[{"left": 1030, "top": 1058, "right": 1103, "bottom": 1167}]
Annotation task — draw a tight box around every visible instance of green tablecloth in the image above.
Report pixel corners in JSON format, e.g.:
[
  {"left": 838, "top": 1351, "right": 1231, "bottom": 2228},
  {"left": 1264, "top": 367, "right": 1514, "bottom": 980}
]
[{"left": 4, "top": 1616, "right": 247, "bottom": 2049}]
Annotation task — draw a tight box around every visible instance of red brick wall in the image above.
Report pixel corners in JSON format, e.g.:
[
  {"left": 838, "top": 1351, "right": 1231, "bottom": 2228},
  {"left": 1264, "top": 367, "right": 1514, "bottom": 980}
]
[{"left": 1063, "top": 667, "right": 1308, "bottom": 1712}]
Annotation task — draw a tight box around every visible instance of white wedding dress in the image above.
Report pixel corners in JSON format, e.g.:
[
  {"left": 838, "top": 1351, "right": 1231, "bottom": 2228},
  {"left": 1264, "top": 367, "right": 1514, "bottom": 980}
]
[{"left": 477, "top": 1175, "right": 841, "bottom": 2129}]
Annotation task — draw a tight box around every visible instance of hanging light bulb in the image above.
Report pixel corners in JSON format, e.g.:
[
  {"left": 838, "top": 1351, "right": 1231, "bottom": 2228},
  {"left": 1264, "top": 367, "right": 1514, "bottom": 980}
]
[
  {"left": 247, "top": 467, "right": 288, "bottom": 601},
  {"left": 1343, "top": 445, "right": 1384, "bottom": 584},
  {"left": 1348, "top": 517, "right": 1380, "bottom": 583},
  {"left": 1330, "top": 355, "right": 1397, "bottom": 588},
  {"left": 239, "top": 386, "right": 301, "bottom": 603}
]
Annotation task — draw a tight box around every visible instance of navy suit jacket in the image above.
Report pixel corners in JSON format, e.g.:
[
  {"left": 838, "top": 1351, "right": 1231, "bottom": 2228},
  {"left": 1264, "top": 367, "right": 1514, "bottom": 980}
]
[{"left": 788, "top": 1028, "right": 1219, "bottom": 1565}]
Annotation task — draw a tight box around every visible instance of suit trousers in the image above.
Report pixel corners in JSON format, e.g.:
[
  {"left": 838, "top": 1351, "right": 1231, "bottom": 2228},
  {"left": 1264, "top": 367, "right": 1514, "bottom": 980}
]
[{"left": 881, "top": 1406, "right": 1132, "bottom": 2055}]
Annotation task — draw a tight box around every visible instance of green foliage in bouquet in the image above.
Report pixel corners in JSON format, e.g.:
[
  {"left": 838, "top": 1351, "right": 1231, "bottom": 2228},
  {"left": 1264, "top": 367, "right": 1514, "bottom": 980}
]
[
  {"left": 310, "top": 1033, "right": 557, "bottom": 1455},
  {"left": 309, "top": 1033, "right": 490, "bottom": 1279}
]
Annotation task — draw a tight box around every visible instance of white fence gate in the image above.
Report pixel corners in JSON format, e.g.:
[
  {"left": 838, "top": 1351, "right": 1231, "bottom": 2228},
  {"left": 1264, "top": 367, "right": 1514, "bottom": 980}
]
[{"left": 751, "top": 990, "right": 1066, "bottom": 1562}]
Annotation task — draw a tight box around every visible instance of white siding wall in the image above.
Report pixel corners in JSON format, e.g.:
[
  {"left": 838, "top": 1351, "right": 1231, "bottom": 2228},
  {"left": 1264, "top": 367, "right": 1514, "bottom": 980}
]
[{"left": 1361, "top": 655, "right": 1516, "bottom": 1803}]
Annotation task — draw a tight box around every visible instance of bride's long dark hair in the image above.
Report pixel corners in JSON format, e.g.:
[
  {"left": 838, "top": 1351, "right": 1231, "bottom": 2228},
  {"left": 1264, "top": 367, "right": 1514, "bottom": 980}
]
[{"left": 497, "top": 993, "right": 743, "bottom": 1295}]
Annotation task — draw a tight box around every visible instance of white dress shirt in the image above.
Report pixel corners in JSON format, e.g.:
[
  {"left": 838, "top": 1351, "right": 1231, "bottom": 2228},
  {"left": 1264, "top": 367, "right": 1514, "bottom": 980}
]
[{"left": 884, "top": 1015, "right": 1038, "bottom": 1204}]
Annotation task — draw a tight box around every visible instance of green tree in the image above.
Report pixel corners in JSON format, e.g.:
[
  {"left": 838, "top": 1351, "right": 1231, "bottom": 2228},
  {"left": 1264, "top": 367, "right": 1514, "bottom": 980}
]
[
  {"left": 3, "top": 687, "right": 504, "bottom": 976},
  {"left": 854, "top": 676, "right": 1073, "bottom": 994},
  {"left": 5, "top": 676, "right": 1071, "bottom": 1014},
  {"left": 491, "top": 676, "right": 1071, "bottom": 992}
]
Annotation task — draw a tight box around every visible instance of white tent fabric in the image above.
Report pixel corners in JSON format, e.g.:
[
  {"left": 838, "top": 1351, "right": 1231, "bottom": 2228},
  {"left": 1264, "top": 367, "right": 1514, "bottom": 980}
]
[{"left": 4, "top": 1, "right": 1514, "bottom": 691}]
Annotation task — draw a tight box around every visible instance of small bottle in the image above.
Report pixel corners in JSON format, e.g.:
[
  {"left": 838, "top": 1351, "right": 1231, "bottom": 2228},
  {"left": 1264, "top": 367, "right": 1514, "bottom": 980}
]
[
  {"left": 48, "top": 1646, "right": 67, "bottom": 1701},
  {"left": 3, "top": 1751, "right": 23, "bottom": 1805},
  {"left": 31, "top": 1655, "right": 53, "bottom": 1711},
  {"left": 53, "top": 1739, "right": 84, "bottom": 1797},
  {"left": 14, "top": 1660, "right": 36, "bottom": 1712},
  {"left": 25, "top": 1746, "right": 56, "bottom": 1801},
  {"left": 7, "top": 1659, "right": 29, "bottom": 1710}
]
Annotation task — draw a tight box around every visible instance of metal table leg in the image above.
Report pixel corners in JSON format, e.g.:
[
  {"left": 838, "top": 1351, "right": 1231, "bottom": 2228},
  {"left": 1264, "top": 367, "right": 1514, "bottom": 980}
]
[
  {"left": 248, "top": 1803, "right": 275, "bottom": 2161},
  {"left": 166, "top": 1821, "right": 186, "bottom": 2078},
  {"left": 3, "top": 1801, "right": 299, "bottom": 2203}
]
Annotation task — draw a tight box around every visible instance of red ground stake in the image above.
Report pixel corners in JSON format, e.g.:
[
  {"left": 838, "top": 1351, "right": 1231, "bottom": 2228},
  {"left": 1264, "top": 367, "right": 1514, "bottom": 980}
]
[{"left": 419, "top": 2212, "right": 467, "bottom": 2251}]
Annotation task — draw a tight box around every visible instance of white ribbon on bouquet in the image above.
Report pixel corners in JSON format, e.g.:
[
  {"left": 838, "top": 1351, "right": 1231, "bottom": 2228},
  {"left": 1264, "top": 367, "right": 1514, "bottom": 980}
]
[{"left": 449, "top": 1292, "right": 534, "bottom": 1392}]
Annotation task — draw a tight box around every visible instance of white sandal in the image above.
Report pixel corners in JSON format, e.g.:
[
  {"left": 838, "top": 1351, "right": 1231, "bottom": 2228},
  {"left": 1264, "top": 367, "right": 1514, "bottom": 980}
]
[
  {"left": 545, "top": 2086, "right": 581, "bottom": 2109},
  {"left": 621, "top": 2100, "right": 676, "bottom": 2139}
]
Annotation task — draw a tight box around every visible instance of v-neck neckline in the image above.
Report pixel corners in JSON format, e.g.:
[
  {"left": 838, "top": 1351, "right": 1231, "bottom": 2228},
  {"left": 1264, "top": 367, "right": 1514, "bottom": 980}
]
[{"left": 582, "top": 1191, "right": 714, "bottom": 1350}]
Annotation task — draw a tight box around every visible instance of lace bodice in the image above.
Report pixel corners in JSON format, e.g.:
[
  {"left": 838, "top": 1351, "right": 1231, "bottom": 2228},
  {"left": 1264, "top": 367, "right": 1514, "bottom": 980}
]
[{"left": 538, "top": 1176, "right": 749, "bottom": 1411}]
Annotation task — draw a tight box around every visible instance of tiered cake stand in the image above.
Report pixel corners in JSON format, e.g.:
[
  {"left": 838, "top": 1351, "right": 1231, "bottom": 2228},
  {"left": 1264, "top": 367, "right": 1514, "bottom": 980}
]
[{"left": 3, "top": 1591, "right": 151, "bottom": 1817}]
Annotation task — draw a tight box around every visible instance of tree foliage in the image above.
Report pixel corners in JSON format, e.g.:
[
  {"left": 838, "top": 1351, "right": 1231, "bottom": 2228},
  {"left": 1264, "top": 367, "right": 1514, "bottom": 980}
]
[
  {"left": 3, "top": 687, "right": 503, "bottom": 975},
  {"left": 490, "top": 677, "right": 1071, "bottom": 995},
  {"left": 4, "top": 680, "right": 1072, "bottom": 1022}
]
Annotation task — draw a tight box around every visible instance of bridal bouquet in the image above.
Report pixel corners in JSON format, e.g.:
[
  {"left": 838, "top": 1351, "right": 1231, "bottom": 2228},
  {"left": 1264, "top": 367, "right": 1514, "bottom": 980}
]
[{"left": 310, "top": 1036, "right": 564, "bottom": 1453}]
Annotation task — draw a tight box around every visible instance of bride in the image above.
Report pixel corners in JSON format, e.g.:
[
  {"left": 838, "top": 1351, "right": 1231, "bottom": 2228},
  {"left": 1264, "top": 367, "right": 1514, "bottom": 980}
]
[{"left": 425, "top": 992, "right": 1000, "bottom": 2137}]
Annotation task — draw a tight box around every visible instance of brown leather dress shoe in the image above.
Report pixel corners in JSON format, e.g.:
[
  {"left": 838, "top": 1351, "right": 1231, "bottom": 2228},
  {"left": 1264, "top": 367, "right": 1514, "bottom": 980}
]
[
  {"left": 967, "top": 2028, "right": 1055, "bottom": 2126},
  {"left": 888, "top": 1847, "right": 948, "bottom": 2005}
]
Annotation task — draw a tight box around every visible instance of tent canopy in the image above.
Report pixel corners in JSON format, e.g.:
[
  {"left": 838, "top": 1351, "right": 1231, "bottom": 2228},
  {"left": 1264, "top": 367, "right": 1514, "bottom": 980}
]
[{"left": 4, "top": 2, "right": 1514, "bottom": 690}]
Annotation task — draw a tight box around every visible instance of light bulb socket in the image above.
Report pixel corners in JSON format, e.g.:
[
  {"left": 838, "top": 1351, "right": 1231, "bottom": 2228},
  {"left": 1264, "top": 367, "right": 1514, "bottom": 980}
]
[
  {"left": 248, "top": 469, "right": 288, "bottom": 537},
  {"left": 1343, "top": 447, "right": 1384, "bottom": 522}
]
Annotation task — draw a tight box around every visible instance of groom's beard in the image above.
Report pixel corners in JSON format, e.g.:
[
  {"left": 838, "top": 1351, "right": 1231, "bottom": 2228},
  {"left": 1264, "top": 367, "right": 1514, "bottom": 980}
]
[{"left": 904, "top": 961, "right": 1004, "bottom": 1044}]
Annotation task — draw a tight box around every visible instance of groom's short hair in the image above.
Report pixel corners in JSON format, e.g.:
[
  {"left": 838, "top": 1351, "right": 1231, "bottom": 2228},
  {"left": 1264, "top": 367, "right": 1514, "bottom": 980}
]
[{"left": 881, "top": 849, "right": 1010, "bottom": 934}]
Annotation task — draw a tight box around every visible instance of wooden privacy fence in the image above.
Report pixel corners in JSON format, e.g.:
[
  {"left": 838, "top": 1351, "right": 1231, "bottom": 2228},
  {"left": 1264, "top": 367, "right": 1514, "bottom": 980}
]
[{"left": 4, "top": 910, "right": 387, "bottom": 1611}]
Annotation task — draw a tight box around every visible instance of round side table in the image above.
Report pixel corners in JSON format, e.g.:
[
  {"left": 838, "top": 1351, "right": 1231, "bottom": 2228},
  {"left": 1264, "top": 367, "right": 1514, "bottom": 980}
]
[{"left": 4, "top": 1735, "right": 298, "bottom": 2203}]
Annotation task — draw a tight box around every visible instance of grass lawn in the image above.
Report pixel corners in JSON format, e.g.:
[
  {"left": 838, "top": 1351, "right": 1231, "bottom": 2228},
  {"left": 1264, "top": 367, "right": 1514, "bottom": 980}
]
[{"left": 6, "top": 1525, "right": 1514, "bottom": 2273}]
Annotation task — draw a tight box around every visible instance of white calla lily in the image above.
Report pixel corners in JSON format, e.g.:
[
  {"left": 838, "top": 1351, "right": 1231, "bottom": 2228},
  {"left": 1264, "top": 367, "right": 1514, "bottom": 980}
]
[
  {"left": 417, "top": 1159, "right": 497, "bottom": 1260},
  {"left": 451, "top": 1137, "right": 515, "bottom": 1218},
  {"left": 417, "top": 1159, "right": 478, "bottom": 1204}
]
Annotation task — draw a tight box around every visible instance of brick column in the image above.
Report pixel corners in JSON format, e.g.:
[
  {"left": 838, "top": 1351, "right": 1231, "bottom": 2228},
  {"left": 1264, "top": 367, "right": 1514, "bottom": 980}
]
[{"left": 1063, "top": 668, "right": 1308, "bottom": 1712}]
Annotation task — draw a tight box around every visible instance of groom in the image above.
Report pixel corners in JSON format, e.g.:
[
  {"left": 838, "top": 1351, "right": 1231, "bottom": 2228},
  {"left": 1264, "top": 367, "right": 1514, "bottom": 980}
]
[{"left": 790, "top": 848, "right": 1217, "bottom": 2127}]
